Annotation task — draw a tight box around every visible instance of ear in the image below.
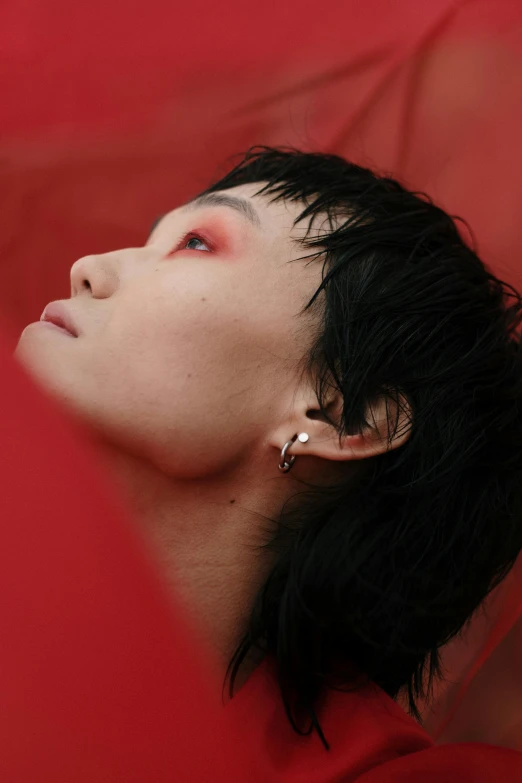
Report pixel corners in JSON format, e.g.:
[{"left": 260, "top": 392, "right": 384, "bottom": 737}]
[{"left": 268, "top": 386, "right": 412, "bottom": 464}]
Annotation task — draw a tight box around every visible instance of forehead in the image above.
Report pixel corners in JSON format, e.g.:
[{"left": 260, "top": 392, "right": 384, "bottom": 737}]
[
  {"left": 220, "top": 183, "right": 336, "bottom": 244},
  {"left": 204, "top": 183, "right": 309, "bottom": 243},
  {"left": 151, "top": 182, "right": 331, "bottom": 253}
]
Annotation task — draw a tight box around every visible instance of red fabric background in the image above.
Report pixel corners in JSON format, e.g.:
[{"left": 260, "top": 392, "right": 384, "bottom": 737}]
[{"left": 1, "top": 0, "right": 521, "bottom": 757}]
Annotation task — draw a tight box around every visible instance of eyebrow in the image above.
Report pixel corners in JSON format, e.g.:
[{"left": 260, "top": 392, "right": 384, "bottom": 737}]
[
  {"left": 148, "top": 192, "right": 263, "bottom": 239},
  {"left": 183, "top": 192, "right": 262, "bottom": 230}
]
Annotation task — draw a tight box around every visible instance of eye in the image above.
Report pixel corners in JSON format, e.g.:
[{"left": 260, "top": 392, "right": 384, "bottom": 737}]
[
  {"left": 164, "top": 230, "right": 214, "bottom": 257},
  {"left": 181, "top": 233, "right": 211, "bottom": 252}
]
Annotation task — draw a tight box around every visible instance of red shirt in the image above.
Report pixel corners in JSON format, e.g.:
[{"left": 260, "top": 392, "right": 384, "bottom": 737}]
[{"left": 229, "top": 656, "right": 522, "bottom": 781}]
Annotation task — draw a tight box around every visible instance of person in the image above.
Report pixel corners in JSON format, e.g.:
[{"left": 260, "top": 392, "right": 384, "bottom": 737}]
[{"left": 14, "top": 146, "right": 522, "bottom": 764}]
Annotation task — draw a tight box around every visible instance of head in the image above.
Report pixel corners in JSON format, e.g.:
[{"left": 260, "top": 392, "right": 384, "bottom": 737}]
[{"left": 15, "top": 146, "right": 522, "bottom": 746}]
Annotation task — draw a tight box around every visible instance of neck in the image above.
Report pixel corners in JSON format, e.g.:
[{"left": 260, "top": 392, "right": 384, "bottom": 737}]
[{"left": 89, "top": 438, "right": 281, "bottom": 682}]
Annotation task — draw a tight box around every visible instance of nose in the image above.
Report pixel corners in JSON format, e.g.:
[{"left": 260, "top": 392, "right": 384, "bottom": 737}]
[
  {"left": 70, "top": 252, "right": 116, "bottom": 299},
  {"left": 69, "top": 247, "right": 154, "bottom": 299}
]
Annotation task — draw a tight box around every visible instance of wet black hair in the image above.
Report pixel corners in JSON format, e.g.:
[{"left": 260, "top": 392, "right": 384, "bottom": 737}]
[{"left": 199, "top": 146, "right": 522, "bottom": 749}]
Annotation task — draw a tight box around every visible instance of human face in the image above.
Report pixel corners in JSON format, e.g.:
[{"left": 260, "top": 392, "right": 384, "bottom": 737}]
[{"left": 15, "top": 184, "right": 323, "bottom": 478}]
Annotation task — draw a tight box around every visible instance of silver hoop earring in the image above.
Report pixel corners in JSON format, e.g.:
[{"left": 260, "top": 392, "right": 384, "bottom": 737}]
[{"left": 278, "top": 432, "right": 309, "bottom": 473}]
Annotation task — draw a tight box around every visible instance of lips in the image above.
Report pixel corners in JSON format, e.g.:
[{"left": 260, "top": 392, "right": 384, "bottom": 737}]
[{"left": 40, "top": 301, "right": 79, "bottom": 337}]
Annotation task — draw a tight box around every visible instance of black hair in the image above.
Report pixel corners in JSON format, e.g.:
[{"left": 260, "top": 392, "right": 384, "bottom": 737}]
[{"left": 198, "top": 146, "right": 522, "bottom": 749}]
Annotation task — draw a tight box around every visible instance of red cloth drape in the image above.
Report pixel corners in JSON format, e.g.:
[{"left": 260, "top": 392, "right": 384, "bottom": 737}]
[{"left": 1, "top": 0, "right": 521, "bottom": 761}]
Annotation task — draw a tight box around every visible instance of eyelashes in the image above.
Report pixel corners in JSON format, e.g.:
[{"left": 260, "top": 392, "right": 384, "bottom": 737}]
[
  {"left": 168, "top": 231, "right": 214, "bottom": 255},
  {"left": 148, "top": 216, "right": 218, "bottom": 254}
]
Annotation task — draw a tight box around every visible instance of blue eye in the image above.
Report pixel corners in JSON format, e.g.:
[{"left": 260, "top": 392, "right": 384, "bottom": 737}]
[{"left": 185, "top": 235, "right": 211, "bottom": 252}]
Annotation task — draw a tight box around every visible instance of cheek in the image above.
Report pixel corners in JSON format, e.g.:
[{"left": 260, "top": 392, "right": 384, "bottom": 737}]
[
  {"left": 80, "top": 263, "right": 299, "bottom": 476},
  {"left": 89, "top": 300, "right": 274, "bottom": 475},
  {"left": 100, "top": 316, "right": 280, "bottom": 477},
  {"left": 106, "top": 295, "right": 235, "bottom": 384}
]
